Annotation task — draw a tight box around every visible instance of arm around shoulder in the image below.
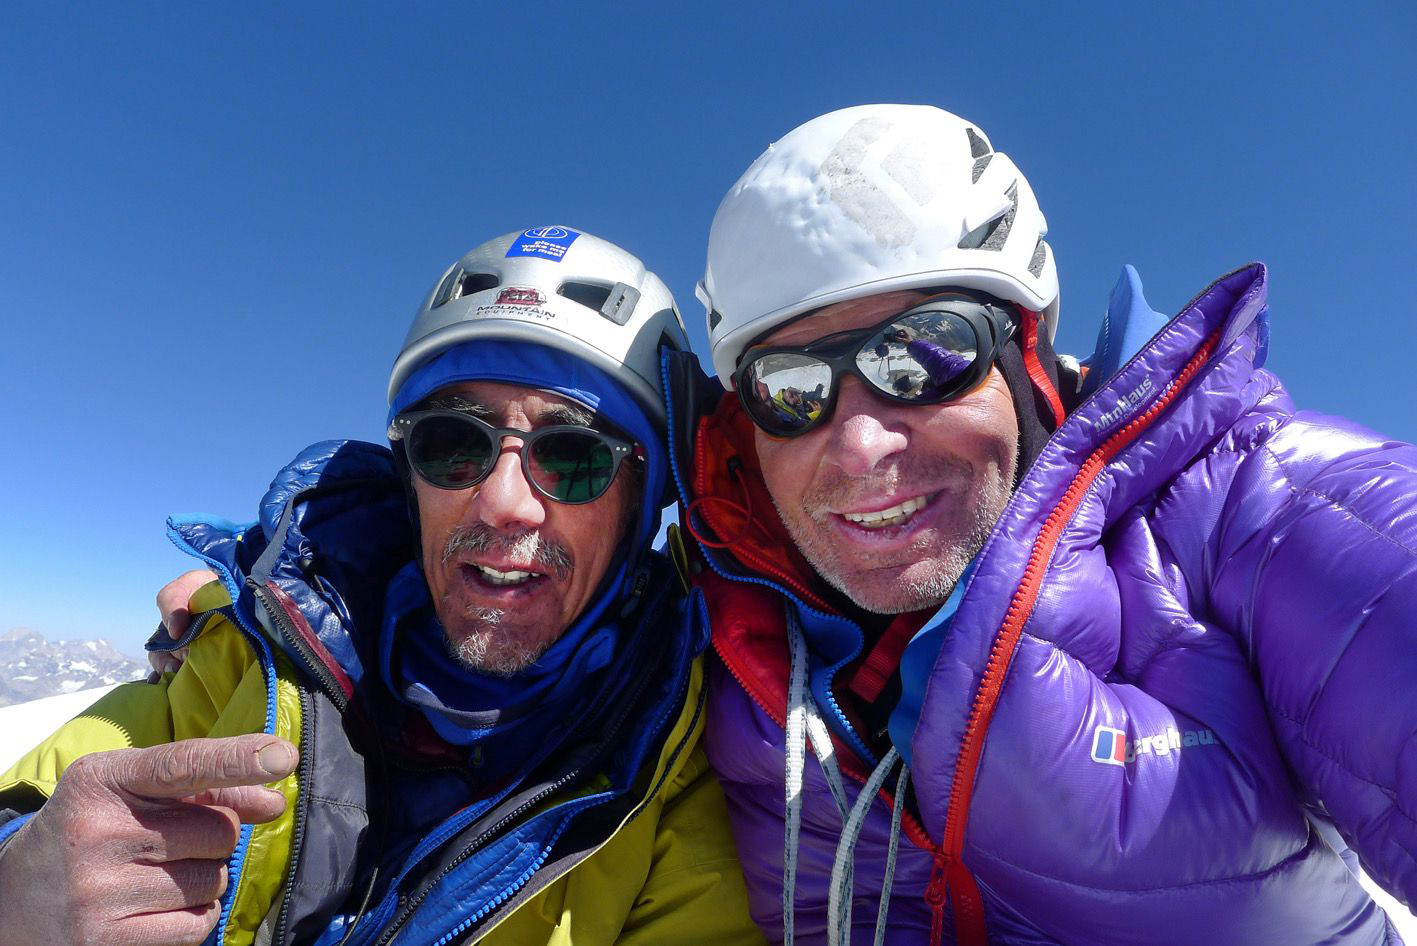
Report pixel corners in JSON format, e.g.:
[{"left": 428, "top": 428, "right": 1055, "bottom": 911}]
[{"left": 1209, "top": 411, "right": 1417, "bottom": 902}]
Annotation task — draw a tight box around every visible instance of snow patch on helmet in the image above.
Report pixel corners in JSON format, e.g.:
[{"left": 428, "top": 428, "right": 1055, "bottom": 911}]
[{"left": 700, "top": 104, "right": 1059, "bottom": 388}]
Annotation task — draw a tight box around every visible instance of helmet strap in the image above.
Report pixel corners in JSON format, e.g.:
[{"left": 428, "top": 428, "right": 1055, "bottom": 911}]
[
  {"left": 1019, "top": 311, "right": 1066, "bottom": 428},
  {"left": 389, "top": 443, "right": 427, "bottom": 574},
  {"left": 996, "top": 317, "right": 1068, "bottom": 488}
]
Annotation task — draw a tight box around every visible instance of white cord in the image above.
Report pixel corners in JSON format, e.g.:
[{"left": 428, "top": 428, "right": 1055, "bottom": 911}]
[
  {"left": 874, "top": 760, "right": 911, "bottom": 946},
  {"left": 827, "top": 746, "right": 902, "bottom": 945},
  {"left": 783, "top": 604, "right": 850, "bottom": 945}
]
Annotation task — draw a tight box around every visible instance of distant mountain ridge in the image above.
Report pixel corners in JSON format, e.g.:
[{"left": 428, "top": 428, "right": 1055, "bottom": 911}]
[{"left": 0, "top": 628, "right": 145, "bottom": 707}]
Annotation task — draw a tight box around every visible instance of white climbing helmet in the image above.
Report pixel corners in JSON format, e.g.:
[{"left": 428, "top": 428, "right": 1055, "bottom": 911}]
[
  {"left": 389, "top": 227, "right": 688, "bottom": 424},
  {"left": 699, "top": 104, "right": 1059, "bottom": 388}
]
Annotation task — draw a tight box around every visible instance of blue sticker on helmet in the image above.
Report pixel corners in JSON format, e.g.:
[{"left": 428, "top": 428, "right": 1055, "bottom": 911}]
[{"left": 506, "top": 227, "right": 581, "bottom": 261}]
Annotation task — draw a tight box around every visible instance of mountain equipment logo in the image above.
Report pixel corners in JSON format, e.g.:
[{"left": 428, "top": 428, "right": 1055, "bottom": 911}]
[
  {"left": 495, "top": 287, "right": 545, "bottom": 307},
  {"left": 1090, "top": 724, "right": 1217, "bottom": 766}
]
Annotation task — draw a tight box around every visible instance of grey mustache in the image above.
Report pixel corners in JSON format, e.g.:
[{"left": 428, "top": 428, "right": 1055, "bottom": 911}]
[{"left": 441, "top": 524, "right": 572, "bottom": 581}]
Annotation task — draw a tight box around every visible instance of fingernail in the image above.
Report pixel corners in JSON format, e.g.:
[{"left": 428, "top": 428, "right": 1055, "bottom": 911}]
[{"left": 257, "top": 742, "right": 295, "bottom": 776}]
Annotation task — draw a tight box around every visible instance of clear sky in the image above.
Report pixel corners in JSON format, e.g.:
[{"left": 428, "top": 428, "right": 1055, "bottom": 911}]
[{"left": 3, "top": 2, "right": 1414, "bottom": 657}]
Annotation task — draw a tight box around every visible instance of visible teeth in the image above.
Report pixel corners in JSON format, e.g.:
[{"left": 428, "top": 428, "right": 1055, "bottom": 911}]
[
  {"left": 843, "top": 495, "right": 928, "bottom": 529},
  {"left": 475, "top": 565, "right": 537, "bottom": 585}
]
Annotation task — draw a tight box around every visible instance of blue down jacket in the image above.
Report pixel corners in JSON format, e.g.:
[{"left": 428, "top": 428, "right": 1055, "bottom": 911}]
[{"left": 672, "top": 264, "right": 1417, "bottom": 944}]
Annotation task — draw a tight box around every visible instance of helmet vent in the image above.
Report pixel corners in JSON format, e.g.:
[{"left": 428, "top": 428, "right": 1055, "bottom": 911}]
[
  {"left": 958, "top": 182, "right": 1019, "bottom": 251},
  {"left": 599, "top": 283, "right": 641, "bottom": 326},
  {"left": 456, "top": 272, "right": 498, "bottom": 299},
  {"left": 430, "top": 267, "right": 462, "bottom": 309},
  {"left": 980, "top": 182, "right": 1014, "bottom": 250},
  {"left": 966, "top": 127, "right": 991, "bottom": 158},
  {"left": 708, "top": 309, "right": 724, "bottom": 330},
  {"left": 431, "top": 269, "right": 499, "bottom": 309},
  {"left": 1028, "top": 239, "right": 1047, "bottom": 277},
  {"left": 971, "top": 153, "right": 993, "bottom": 184},
  {"left": 560, "top": 280, "right": 613, "bottom": 313},
  {"left": 561, "top": 280, "right": 643, "bottom": 326}
]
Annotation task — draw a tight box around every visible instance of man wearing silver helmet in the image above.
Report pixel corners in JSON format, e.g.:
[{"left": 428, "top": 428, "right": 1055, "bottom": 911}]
[
  {"left": 670, "top": 104, "right": 1417, "bottom": 944},
  {"left": 0, "top": 229, "right": 762, "bottom": 945}
]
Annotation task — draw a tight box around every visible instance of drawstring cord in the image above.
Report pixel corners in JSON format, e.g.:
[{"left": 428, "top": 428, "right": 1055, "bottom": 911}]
[
  {"left": 686, "top": 457, "right": 775, "bottom": 550},
  {"left": 877, "top": 762, "right": 910, "bottom": 945}
]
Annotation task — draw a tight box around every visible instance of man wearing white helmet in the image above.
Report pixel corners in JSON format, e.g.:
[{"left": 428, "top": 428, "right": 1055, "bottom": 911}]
[
  {"left": 671, "top": 104, "right": 1417, "bottom": 944},
  {"left": 0, "top": 229, "right": 762, "bottom": 945}
]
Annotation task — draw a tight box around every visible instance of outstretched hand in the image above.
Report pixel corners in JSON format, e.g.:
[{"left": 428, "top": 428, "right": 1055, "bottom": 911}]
[{"left": 0, "top": 734, "right": 298, "bottom": 945}]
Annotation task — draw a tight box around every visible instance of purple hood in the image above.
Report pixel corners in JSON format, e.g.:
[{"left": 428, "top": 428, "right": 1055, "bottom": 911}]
[{"left": 677, "top": 264, "right": 1416, "bottom": 944}]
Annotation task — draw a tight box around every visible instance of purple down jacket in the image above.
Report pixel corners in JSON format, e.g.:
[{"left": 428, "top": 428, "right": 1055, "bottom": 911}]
[{"left": 672, "top": 264, "right": 1417, "bottom": 945}]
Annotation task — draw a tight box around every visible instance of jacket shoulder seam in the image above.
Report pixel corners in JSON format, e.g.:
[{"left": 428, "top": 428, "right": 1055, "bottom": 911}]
[
  {"left": 1265, "top": 702, "right": 1415, "bottom": 828},
  {"left": 1258, "top": 442, "right": 1417, "bottom": 561}
]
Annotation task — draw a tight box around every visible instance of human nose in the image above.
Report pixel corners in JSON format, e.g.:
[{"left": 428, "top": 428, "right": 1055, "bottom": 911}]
[
  {"left": 825, "top": 377, "right": 908, "bottom": 476},
  {"left": 471, "top": 441, "right": 546, "bottom": 530}
]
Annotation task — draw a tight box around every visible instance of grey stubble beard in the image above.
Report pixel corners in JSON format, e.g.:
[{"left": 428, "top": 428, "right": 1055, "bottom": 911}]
[
  {"left": 435, "top": 524, "right": 573, "bottom": 676},
  {"left": 775, "top": 452, "right": 1014, "bottom": 614}
]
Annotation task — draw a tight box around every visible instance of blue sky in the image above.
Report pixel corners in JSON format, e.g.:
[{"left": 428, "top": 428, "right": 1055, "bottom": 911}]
[{"left": 3, "top": 2, "right": 1414, "bottom": 657}]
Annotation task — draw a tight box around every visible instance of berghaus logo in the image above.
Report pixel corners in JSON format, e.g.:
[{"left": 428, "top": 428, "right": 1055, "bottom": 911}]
[{"left": 1090, "top": 724, "right": 1216, "bottom": 766}]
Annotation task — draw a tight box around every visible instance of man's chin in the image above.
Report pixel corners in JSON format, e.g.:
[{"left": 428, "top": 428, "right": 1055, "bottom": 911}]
[
  {"left": 831, "top": 562, "right": 962, "bottom": 615},
  {"left": 443, "top": 625, "right": 554, "bottom": 677}
]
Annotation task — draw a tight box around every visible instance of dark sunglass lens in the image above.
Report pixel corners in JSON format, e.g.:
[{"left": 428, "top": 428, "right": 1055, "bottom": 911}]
[
  {"left": 409, "top": 415, "right": 495, "bottom": 487},
  {"left": 529, "top": 431, "right": 616, "bottom": 502},
  {"left": 857, "top": 311, "right": 980, "bottom": 401},
  {"left": 742, "top": 354, "right": 833, "bottom": 435}
]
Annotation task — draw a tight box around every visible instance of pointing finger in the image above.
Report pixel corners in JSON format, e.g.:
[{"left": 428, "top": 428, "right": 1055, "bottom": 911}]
[{"left": 111, "top": 735, "right": 298, "bottom": 800}]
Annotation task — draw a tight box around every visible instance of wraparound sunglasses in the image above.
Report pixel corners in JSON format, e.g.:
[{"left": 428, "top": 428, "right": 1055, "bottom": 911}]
[{"left": 734, "top": 291, "right": 1017, "bottom": 438}]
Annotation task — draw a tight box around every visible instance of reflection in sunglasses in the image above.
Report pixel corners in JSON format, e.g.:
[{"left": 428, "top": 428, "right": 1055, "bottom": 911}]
[
  {"left": 737, "top": 297, "right": 1013, "bottom": 438},
  {"left": 392, "top": 409, "right": 633, "bottom": 503}
]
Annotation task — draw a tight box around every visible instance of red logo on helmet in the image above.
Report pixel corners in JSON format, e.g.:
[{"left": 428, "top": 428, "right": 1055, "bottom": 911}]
[{"left": 495, "top": 287, "right": 545, "bottom": 307}]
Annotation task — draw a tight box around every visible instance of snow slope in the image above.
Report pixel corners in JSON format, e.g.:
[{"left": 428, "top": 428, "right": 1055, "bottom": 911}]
[{"left": 0, "top": 685, "right": 119, "bottom": 768}]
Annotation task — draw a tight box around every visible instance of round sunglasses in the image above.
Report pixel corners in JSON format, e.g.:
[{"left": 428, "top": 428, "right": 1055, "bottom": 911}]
[
  {"left": 734, "top": 292, "right": 1017, "bottom": 438},
  {"left": 389, "top": 409, "right": 635, "bottom": 504}
]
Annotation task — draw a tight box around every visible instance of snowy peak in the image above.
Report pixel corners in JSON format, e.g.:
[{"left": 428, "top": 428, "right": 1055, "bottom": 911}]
[{"left": 0, "top": 629, "right": 144, "bottom": 706}]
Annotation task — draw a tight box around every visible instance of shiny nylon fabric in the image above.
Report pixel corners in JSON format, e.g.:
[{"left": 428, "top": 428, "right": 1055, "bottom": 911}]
[{"left": 686, "top": 264, "right": 1415, "bottom": 944}]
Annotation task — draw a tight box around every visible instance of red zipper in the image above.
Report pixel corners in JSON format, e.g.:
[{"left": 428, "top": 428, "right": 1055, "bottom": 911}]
[{"left": 932, "top": 329, "right": 1221, "bottom": 946}]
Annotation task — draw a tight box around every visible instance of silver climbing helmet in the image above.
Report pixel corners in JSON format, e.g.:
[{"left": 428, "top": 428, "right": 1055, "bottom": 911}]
[{"left": 389, "top": 227, "right": 689, "bottom": 425}]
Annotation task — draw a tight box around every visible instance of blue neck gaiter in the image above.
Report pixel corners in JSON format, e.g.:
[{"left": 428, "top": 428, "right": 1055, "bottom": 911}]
[{"left": 379, "top": 562, "right": 618, "bottom": 750}]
